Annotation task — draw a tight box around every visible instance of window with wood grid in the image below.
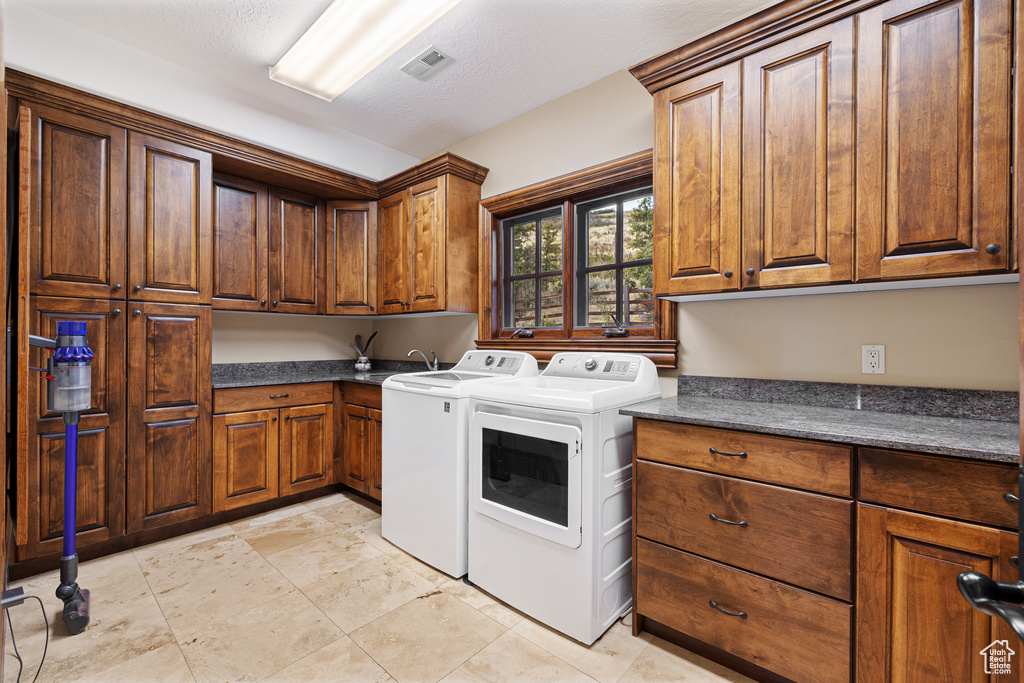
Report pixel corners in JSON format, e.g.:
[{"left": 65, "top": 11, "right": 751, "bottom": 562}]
[{"left": 477, "top": 151, "right": 677, "bottom": 368}]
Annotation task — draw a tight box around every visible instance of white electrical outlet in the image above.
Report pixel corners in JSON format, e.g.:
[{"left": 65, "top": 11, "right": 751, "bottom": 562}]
[{"left": 862, "top": 345, "right": 885, "bottom": 374}]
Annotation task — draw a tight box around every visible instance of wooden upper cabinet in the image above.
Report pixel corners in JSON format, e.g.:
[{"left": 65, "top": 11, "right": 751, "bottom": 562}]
[
  {"left": 408, "top": 177, "right": 446, "bottom": 313},
  {"left": 653, "top": 62, "right": 741, "bottom": 295},
  {"left": 326, "top": 200, "right": 377, "bottom": 315},
  {"left": 128, "top": 132, "right": 212, "bottom": 303},
  {"left": 20, "top": 102, "right": 127, "bottom": 300},
  {"left": 857, "top": 504, "right": 1022, "bottom": 682},
  {"left": 213, "top": 173, "right": 268, "bottom": 311},
  {"left": 378, "top": 189, "right": 409, "bottom": 314},
  {"left": 269, "top": 188, "right": 323, "bottom": 314},
  {"left": 856, "top": 0, "right": 1012, "bottom": 280},
  {"left": 126, "top": 302, "right": 211, "bottom": 533},
  {"left": 741, "top": 20, "right": 855, "bottom": 289}
]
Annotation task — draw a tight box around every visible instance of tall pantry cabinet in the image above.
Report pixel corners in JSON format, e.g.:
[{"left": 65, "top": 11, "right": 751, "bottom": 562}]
[{"left": 16, "top": 100, "right": 213, "bottom": 559}]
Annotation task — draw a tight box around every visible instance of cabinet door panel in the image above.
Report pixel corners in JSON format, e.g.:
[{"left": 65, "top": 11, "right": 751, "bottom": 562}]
[
  {"left": 127, "top": 302, "right": 211, "bottom": 532},
  {"left": 213, "top": 174, "right": 268, "bottom": 311},
  {"left": 742, "top": 20, "right": 854, "bottom": 288},
  {"left": 280, "top": 403, "right": 333, "bottom": 495},
  {"left": 20, "top": 296, "right": 126, "bottom": 558},
  {"left": 213, "top": 409, "right": 278, "bottom": 512},
  {"left": 326, "top": 200, "right": 377, "bottom": 315},
  {"left": 857, "top": 504, "right": 1022, "bottom": 682},
  {"left": 22, "top": 103, "right": 128, "bottom": 300},
  {"left": 378, "top": 190, "right": 408, "bottom": 314},
  {"left": 128, "top": 133, "right": 212, "bottom": 303},
  {"left": 369, "top": 408, "right": 382, "bottom": 501},
  {"left": 409, "top": 178, "right": 445, "bottom": 312},
  {"left": 342, "top": 403, "right": 369, "bottom": 493},
  {"left": 654, "top": 63, "right": 741, "bottom": 294},
  {"left": 856, "top": 0, "right": 1012, "bottom": 279},
  {"left": 269, "top": 188, "right": 322, "bottom": 314}
]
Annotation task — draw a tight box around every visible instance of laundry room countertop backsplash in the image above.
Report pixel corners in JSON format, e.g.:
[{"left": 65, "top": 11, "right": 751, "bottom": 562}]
[
  {"left": 620, "top": 376, "right": 1020, "bottom": 464},
  {"left": 212, "top": 359, "right": 455, "bottom": 389}
]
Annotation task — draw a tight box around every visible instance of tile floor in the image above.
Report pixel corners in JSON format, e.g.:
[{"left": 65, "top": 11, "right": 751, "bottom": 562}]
[{"left": 2, "top": 491, "right": 752, "bottom": 682}]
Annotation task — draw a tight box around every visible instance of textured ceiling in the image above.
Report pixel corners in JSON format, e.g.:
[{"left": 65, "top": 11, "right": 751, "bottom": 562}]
[{"left": 13, "top": 0, "right": 775, "bottom": 159}]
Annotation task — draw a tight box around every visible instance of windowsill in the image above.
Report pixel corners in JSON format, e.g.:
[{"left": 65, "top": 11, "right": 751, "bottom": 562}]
[{"left": 475, "top": 337, "right": 678, "bottom": 368}]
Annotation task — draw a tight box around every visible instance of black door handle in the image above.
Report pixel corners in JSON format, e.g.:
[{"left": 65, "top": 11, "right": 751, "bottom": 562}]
[
  {"left": 709, "top": 600, "right": 747, "bottom": 619},
  {"left": 710, "top": 513, "right": 748, "bottom": 528}
]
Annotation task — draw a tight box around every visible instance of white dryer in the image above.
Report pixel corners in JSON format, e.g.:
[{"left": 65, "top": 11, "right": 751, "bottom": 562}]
[
  {"left": 467, "top": 352, "right": 661, "bottom": 644},
  {"left": 382, "top": 351, "right": 538, "bottom": 578}
]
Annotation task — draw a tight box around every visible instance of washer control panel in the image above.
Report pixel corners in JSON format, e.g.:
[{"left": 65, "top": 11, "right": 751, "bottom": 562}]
[
  {"left": 542, "top": 353, "right": 641, "bottom": 381},
  {"left": 453, "top": 352, "right": 525, "bottom": 375}
]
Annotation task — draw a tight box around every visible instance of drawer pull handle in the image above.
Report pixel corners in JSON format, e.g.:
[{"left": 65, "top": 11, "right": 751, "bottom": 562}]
[
  {"left": 710, "top": 513, "right": 748, "bottom": 528},
  {"left": 269, "top": 394, "right": 290, "bottom": 399},
  {"left": 709, "top": 447, "right": 746, "bottom": 459},
  {"left": 709, "top": 600, "right": 747, "bottom": 619},
  {"left": 1005, "top": 493, "right": 1019, "bottom": 503}
]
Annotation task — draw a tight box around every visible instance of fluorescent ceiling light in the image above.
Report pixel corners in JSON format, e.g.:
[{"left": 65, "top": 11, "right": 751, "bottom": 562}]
[{"left": 270, "top": 0, "right": 462, "bottom": 101}]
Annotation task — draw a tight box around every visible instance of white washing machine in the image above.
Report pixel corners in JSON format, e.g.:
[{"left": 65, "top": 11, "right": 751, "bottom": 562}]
[
  {"left": 381, "top": 351, "right": 538, "bottom": 578},
  {"left": 467, "top": 352, "right": 661, "bottom": 645}
]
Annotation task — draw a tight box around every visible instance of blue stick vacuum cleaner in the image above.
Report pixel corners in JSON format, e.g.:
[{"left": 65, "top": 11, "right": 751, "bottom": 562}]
[{"left": 29, "top": 321, "right": 93, "bottom": 635}]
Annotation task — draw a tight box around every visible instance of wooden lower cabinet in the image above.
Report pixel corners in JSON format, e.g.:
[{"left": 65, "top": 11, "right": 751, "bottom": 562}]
[
  {"left": 279, "top": 403, "right": 333, "bottom": 496},
  {"left": 857, "top": 504, "right": 1022, "bottom": 682},
  {"left": 341, "top": 383, "right": 382, "bottom": 501},
  {"left": 637, "top": 539, "right": 852, "bottom": 683},
  {"left": 212, "top": 409, "right": 278, "bottom": 512},
  {"left": 127, "top": 303, "right": 212, "bottom": 533},
  {"left": 18, "top": 296, "right": 126, "bottom": 560},
  {"left": 212, "top": 385, "right": 334, "bottom": 512}
]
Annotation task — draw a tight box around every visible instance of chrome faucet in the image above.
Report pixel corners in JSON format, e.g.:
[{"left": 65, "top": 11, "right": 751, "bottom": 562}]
[{"left": 407, "top": 349, "right": 439, "bottom": 371}]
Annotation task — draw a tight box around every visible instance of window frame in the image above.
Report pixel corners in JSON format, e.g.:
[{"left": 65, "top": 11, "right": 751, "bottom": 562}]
[
  {"left": 573, "top": 187, "right": 655, "bottom": 330},
  {"left": 476, "top": 150, "right": 677, "bottom": 368}
]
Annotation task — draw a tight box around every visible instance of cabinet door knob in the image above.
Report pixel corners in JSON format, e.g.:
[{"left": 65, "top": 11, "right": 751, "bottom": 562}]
[
  {"left": 271, "top": 416, "right": 277, "bottom": 422},
  {"left": 405, "top": 301, "right": 411, "bottom": 307},
  {"left": 260, "top": 299, "right": 266, "bottom": 306},
  {"left": 272, "top": 300, "right": 278, "bottom": 307},
  {"left": 723, "top": 270, "right": 733, "bottom": 278},
  {"left": 132, "top": 285, "right": 142, "bottom": 292},
  {"left": 113, "top": 283, "right": 122, "bottom": 291},
  {"left": 745, "top": 268, "right": 755, "bottom": 276},
  {"left": 986, "top": 243, "right": 1002, "bottom": 255},
  {"left": 113, "top": 308, "right": 122, "bottom": 316},
  {"left": 133, "top": 310, "right": 142, "bottom": 316},
  {"left": 369, "top": 305, "right": 375, "bottom": 311},
  {"left": 285, "top": 415, "right": 290, "bottom": 421}
]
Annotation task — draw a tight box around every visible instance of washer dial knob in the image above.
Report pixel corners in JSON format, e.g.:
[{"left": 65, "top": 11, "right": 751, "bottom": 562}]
[
  {"left": 584, "top": 358, "right": 598, "bottom": 371},
  {"left": 484, "top": 355, "right": 495, "bottom": 366}
]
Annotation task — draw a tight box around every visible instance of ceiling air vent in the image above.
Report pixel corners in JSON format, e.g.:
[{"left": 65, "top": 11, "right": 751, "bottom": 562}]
[{"left": 400, "top": 46, "right": 452, "bottom": 81}]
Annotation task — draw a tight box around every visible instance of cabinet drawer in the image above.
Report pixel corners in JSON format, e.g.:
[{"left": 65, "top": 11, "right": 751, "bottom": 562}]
[
  {"left": 636, "top": 420, "right": 851, "bottom": 496},
  {"left": 636, "top": 461, "right": 852, "bottom": 600},
  {"left": 214, "top": 383, "right": 333, "bottom": 413},
  {"left": 636, "top": 539, "right": 851, "bottom": 683},
  {"left": 341, "top": 382, "right": 382, "bottom": 409},
  {"left": 859, "top": 448, "right": 1018, "bottom": 529}
]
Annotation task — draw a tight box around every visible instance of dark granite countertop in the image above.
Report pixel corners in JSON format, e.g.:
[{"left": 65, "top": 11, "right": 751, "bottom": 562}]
[
  {"left": 212, "top": 359, "right": 454, "bottom": 389},
  {"left": 621, "top": 377, "right": 1020, "bottom": 464}
]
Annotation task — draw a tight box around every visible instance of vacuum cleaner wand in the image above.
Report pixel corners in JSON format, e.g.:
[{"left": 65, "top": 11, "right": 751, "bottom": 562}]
[{"left": 33, "top": 321, "right": 93, "bottom": 634}]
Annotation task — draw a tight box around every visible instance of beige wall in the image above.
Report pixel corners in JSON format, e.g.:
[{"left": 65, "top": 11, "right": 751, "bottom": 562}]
[
  {"left": 211, "top": 312, "right": 373, "bottom": 364},
  {"left": 447, "top": 70, "right": 655, "bottom": 199},
  {"left": 370, "top": 314, "right": 479, "bottom": 365}
]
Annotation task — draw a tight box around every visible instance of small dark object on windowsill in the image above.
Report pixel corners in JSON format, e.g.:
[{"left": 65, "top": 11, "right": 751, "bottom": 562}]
[
  {"left": 602, "top": 315, "right": 629, "bottom": 337},
  {"left": 511, "top": 328, "right": 535, "bottom": 339}
]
